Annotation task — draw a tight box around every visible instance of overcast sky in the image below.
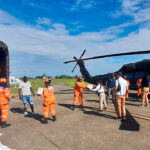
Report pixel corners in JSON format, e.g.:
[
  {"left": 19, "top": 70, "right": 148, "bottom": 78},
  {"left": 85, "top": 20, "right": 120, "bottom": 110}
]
[{"left": 0, "top": 0, "right": 150, "bottom": 77}]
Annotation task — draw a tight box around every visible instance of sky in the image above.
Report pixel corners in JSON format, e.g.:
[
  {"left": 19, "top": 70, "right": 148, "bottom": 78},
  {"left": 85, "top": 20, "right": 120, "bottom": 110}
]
[{"left": 0, "top": 0, "right": 150, "bottom": 77}]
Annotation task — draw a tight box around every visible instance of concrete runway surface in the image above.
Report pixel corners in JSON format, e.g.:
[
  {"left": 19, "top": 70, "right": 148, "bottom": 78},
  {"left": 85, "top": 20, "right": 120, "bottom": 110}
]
[{"left": 0, "top": 83, "right": 150, "bottom": 150}]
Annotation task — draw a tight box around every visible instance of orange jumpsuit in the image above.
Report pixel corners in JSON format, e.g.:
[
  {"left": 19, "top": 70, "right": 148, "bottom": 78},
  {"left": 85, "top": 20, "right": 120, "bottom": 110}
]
[
  {"left": 0, "top": 87, "right": 13, "bottom": 122},
  {"left": 137, "top": 79, "right": 142, "bottom": 97},
  {"left": 73, "top": 82, "right": 87, "bottom": 106},
  {"left": 41, "top": 86, "right": 56, "bottom": 118},
  {"left": 125, "top": 80, "right": 130, "bottom": 98}
]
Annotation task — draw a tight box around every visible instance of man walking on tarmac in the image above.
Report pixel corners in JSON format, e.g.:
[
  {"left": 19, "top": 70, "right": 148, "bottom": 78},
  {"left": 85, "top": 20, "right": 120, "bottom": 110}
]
[
  {"left": 114, "top": 72, "right": 128, "bottom": 121},
  {"left": 38, "top": 78, "right": 56, "bottom": 124},
  {"left": 72, "top": 76, "right": 88, "bottom": 110},
  {"left": 18, "top": 76, "right": 36, "bottom": 117},
  {"left": 106, "top": 74, "right": 116, "bottom": 103},
  {"left": 0, "top": 78, "right": 15, "bottom": 128}
]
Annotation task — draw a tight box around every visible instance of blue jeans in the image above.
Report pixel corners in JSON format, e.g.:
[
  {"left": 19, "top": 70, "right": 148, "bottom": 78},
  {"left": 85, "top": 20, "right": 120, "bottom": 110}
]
[{"left": 22, "top": 95, "right": 33, "bottom": 108}]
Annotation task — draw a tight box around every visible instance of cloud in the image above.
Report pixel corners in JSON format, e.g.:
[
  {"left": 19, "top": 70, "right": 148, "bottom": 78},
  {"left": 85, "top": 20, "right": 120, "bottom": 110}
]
[
  {"left": 0, "top": 10, "right": 21, "bottom": 25},
  {"left": 112, "top": 0, "right": 150, "bottom": 24},
  {"left": 36, "top": 17, "right": 51, "bottom": 26},
  {"left": 0, "top": 9, "right": 150, "bottom": 72},
  {"left": 70, "top": 0, "right": 95, "bottom": 11},
  {"left": 49, "top": 23, "right": 69, "bottom": 35}
]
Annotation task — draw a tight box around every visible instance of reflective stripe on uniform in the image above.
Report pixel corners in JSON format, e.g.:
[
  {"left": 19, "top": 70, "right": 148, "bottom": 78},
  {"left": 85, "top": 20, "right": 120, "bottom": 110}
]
[{"left": 1, "top": 110, "right": 8, "bottom": 112}]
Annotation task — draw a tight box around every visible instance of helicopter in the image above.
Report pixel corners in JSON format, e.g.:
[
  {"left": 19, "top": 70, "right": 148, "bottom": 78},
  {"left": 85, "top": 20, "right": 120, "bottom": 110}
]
[
  {"left": 64, "top": 50, "right": 150, "bottom": 89},
  {"left": 0, "top": 41, "right": 9, "bottom": 86}
]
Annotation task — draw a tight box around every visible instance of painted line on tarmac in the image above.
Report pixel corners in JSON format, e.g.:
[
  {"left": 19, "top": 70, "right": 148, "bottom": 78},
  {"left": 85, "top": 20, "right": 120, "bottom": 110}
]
[
  {"left": 106, "top": 108, "right": 150, "bottom": 121},
  {"left": 58, "top": 103, "right": 150, "bottom": 121}
]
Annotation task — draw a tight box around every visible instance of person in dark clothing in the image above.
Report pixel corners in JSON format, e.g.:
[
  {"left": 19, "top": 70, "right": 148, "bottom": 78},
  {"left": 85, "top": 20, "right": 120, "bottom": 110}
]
[{"left": 106, "top": 74, "right": 116, "bottom": 103}]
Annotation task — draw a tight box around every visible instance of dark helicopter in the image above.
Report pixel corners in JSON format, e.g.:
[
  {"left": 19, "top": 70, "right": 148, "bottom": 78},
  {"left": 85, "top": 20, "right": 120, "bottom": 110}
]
[{"left": 64, "top": 50, "right": 150, "bottom": 89}]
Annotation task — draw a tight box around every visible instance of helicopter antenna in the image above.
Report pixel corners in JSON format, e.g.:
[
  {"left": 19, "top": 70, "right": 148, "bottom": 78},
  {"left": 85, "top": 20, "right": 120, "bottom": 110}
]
[{"left": 71, "top": 49, "right": 86, "bottom": 73}]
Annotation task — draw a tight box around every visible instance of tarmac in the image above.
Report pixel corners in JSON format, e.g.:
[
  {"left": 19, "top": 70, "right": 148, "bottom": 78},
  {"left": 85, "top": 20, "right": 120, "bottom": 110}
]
[{"left": 1, "top": 83, "right": 150, "bottom": 150}]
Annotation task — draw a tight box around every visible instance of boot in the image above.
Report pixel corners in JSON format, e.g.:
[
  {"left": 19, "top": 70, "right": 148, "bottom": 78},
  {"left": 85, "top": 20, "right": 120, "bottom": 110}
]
[
  {"left": 1, "top": 122, "right": 11, "bottom": 128},
  {"left": 80, "top": 105, "right": 84, "bottom": 110},
  {"left": 52, "top": 116, "right": 56, "bottom": 122},
  {"left": 72, "top": 105, "right": 76, "bottom": 111},
  {"left": 43, "top": 118, "right": 48, "bottom": 124}
]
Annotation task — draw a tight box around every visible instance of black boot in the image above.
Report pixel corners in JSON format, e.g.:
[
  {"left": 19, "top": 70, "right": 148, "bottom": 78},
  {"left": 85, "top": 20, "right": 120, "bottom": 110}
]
[
  {"left": 52, "top": 116, "right": 56, "bottom": 122},
  {"left": 43, "top": 118, "right": 48, "bottom": 124},
  {"left": 121, "top": 117, "right": 127, "bottom": 122},
  {"left": 72, "top": 105, "right": 76, "bottom": 111},
  {"left": 80, "top": 105, "right": 84, "bottom": 110},
  {"left": 1, "top": 122, "right": 11, "bottom": 128}
]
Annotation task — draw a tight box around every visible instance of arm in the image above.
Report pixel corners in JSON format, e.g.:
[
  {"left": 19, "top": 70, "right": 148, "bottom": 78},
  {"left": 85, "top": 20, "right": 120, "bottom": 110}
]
[
  {"left": 91, "top": 85, "right": 100, "bottom": 92},
  {"left": 113, "top": 80, "right": 118, "bottom": 94},
  {"left": 105, "top": 81, "right": 108, "bottom": 87},
  {"left": 37, "top": 88, "right": 45, "bottom": 98},
  {"left": 18, "top": 88, "right": 22, "bottom": 100},
  {"left": 126, "top": 82, "right": 128, "bottom": 91},
  {"left": 5, "top": 94, "right": 15, "bottom": 99},
  {"left": 5, "top": 88, "right": 15, "bottom": 99},
  {"left": 30, "top": 87, "right": 35, "bottom": 96},
  {"left": 78, "top": 82, "right": 87, "bottom": 89}
]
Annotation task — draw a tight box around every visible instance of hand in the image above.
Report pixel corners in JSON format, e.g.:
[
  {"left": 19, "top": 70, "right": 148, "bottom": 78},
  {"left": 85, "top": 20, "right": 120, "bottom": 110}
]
[
  {"left": 33, "top": 93, "right": 35, "bottom": 97},
  {"left": 12, "top": 95, "right": 15, "bottom": 98},
  {"left": 86, "top": 87, "right": 90, "bottom": 90}
]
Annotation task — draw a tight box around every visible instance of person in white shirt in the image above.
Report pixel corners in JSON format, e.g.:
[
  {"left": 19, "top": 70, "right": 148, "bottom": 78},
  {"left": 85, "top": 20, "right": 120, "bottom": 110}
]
[
  {"left": 91, "top": 81, "right": 107, "bottom": 111},
  {"left": 18, "top": 76, "right": 36, "bottom": 116},
  {"left": 114, "top": 72, "right": 128, "bottom": 121}
]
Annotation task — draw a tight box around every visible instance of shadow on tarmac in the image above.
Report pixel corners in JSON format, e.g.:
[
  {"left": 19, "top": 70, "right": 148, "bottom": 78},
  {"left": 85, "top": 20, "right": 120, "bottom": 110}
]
[
  {"left": 58, "top": 103, "right": 74, "bottom": 110},
  {"left": 59, "top": 103, "right": 140, "bottom": 132},
  {"left": 125, "top": 102, "right": 139, "bottom": 107},
  {"left": 119, "top": 110, "right": 140, "bottom": 131},
  {"left": 86, "top": 99, "right": 99, "bottom": 103},
  {"left": 10, "top": 108, "right": 44, "bottom": 123},
  {"left": 83, "top": 110, "right": 116, "bottom": 120},
  {"left": 10, "top": 108, "right": 24, "bottom": 114},
  {"left": 113, "top": 102, "right": 140, "bottom": 132},
  {"left": 58, "top": 103, "right": 98, "bottom": 111}
]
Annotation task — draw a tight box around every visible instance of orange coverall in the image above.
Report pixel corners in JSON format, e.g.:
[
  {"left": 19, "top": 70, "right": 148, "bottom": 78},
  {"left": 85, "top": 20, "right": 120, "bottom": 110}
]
[
  {"left": 125, "top": 80, "right": 130, "bottom": 98},
  {"left": 41, "top": 86, "right": 56, "bottom": 118},
  {"left": 0, "top": 87, "right": 13, "bottom": 122},
  {"left": 73, "top": 82, "right": 87, "bottom": 106},
  {"left": 137, "top": 79, "right": 142, "bottom": 96}
]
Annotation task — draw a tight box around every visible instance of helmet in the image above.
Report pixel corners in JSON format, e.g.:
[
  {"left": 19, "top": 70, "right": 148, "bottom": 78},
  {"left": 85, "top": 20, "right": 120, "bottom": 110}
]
[
  {"left": 77, "top": 76, "right": 82, "bottom": 81},
  {"left": 45, "top": 78, "right": 51, "bottom": 83}
]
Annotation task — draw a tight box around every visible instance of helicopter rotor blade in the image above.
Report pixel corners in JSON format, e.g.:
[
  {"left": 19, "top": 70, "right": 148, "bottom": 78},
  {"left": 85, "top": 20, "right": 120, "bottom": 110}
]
[
  {"left": 64, "top": 50, "right": 150, "bottom": 64},
  {"left": 72, "top": 57, "right": 78, "bottom": 72},
  {"left": 71, "top": 49, "right": 86, "bottom": 73}
]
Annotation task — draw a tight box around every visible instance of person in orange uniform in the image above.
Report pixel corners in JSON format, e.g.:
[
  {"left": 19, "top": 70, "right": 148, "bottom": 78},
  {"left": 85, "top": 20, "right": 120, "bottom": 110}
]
[
  {"left": 0, "top": 78, "right": 15, "bottom": 128},
  {"left": 136, "top": 76, "right": 142, "bottom": 101},
  {"left": 123, "top": 75, "right": 130, "bottom": 100},
  {"left": 72, "top": 76, "right": 88, "bottom": 110},
  {"left": 38, "top": 78, "right": 56, "bottom": 124}
]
